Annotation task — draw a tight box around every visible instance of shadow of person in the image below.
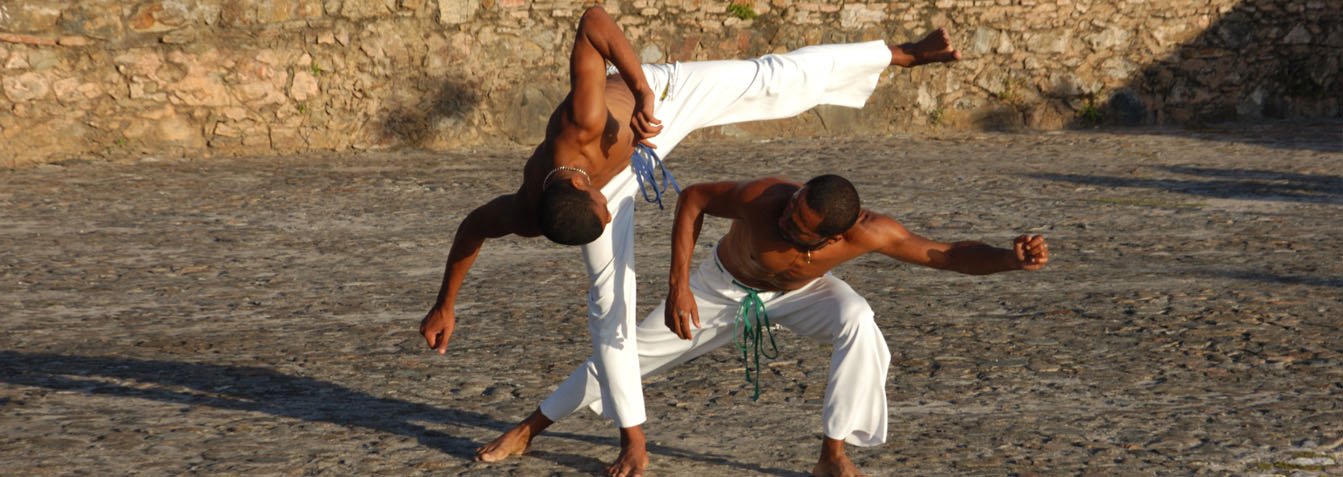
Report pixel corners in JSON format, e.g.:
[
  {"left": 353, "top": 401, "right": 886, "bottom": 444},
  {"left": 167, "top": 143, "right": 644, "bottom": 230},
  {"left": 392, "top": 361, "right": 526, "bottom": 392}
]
[
  {"left": 0, "top": 350, "right": 607, "bottom": 471},
  {"left": 0, "top": 350, "right": 805, "bottom": 475},
  {"left": 1026, "top": 166, "right": 1343, "bottom": 205}
]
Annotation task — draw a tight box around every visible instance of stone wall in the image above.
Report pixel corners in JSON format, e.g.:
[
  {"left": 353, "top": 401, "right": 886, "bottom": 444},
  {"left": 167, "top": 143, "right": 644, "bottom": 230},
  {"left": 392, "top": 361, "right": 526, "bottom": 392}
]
[{"left": 0, "top": 0, "right": 1337, "bottom": 167}]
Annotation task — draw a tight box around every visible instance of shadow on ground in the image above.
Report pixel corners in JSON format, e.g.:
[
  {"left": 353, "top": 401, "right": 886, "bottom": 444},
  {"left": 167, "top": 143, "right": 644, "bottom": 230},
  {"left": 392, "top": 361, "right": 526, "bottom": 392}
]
[
  {"left": 0, "top": 350, "right": 801, "bottom": 475},
  {"left": 1028, "top": 165, "right": 1343, "bottom": 205},
  {"left": 1208, "top": 270, "right": 1343, "bottom": 288}
]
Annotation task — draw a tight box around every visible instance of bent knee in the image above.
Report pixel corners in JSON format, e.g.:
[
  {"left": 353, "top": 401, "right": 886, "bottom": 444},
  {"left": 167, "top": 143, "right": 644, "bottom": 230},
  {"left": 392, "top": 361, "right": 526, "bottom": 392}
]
[{"left": 827, "top": 297, "right": 876, "bottom": 334}]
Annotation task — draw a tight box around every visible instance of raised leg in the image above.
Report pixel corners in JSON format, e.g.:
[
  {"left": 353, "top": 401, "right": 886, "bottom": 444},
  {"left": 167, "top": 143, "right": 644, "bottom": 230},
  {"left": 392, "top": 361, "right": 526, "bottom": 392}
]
[{"left": 890, "top": 28, "right": 961, "bottom": 67}]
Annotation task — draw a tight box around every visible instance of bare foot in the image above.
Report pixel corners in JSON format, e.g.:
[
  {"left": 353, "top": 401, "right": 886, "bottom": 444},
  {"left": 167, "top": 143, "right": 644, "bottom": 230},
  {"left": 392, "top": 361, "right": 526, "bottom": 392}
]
[
  {"left": 891, "top": 28, "right": 962, "bottom": 67},
  {"left": 605, "top": 426, "right": 650, "bottom": 477},
  {"left": 811, "top": 455, "right": 865, "bottom": 477},
  {"left": 812, "top": 437, "right": 866, "bottom": 477},
  {"left": 474, "top": 427, "right": 531, "bottom": 462},
  {"left": 474, "top": 409, "right": 552, "bottom": 462}
]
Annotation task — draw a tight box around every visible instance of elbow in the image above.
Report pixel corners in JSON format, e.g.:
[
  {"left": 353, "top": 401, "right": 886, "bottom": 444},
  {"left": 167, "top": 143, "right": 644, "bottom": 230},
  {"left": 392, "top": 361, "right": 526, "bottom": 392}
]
[
  {"left": 675, "top": 186, "right": 704, "bottom": 210},
  {"left": 579, "top": 6, "right": 609, "bottom": 28}
]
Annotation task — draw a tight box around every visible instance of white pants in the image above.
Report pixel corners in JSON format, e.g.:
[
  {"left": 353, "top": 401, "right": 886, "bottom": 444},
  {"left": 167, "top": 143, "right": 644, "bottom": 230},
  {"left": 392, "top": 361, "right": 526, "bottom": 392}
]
[
  {"left": 567, "top": 41, "right": 893, "bottom": 428},
  {"left": 544, "top": 251, "right": 892, "bottom": 446}
]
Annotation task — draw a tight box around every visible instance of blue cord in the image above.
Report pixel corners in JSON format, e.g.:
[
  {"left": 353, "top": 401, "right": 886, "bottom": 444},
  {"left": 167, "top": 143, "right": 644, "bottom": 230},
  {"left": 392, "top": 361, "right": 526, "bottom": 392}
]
[{"left": 630, "top": 144, "right": 681, "bottom": 209}]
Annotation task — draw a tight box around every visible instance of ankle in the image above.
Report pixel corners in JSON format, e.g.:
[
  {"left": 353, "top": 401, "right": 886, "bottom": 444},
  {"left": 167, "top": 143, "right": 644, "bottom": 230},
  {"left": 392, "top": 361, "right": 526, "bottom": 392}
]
[
  {"left": 890, "top": 45, "right": 916, "bottom": 67},
  {"left": 520, "top": 409, "right": 554, "bottom": 435},
  {"left": 619, "top": 425, "right": 647, "bottom": 447},
  {"left": 819, "top": 437, "right": 847, "bottom": 461}
]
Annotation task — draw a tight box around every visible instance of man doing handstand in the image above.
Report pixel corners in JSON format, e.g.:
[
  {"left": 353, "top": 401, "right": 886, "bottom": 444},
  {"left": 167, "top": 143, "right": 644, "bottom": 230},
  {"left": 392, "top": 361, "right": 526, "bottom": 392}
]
[
  {"left": 478, "top": 175, "right": 1050, "bottom": 476},
  {"left": 418, "top": 6, "right": 961, "bottom": 476}
]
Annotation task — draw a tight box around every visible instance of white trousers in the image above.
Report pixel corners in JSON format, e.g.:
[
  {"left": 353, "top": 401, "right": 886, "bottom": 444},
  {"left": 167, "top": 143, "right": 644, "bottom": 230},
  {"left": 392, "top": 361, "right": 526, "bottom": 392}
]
[
  {"left": 567, "top": 41, "right": 893, "bottom": 428},
  {"left": 544, "top": 251, "right": 892, "bottom": 446}
]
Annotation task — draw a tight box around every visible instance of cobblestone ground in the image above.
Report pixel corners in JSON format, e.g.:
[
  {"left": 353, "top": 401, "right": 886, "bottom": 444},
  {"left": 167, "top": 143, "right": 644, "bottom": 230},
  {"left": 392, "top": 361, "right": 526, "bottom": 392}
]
[{"left": 2, "top": 121, "right": 1340, "bottom": 476}]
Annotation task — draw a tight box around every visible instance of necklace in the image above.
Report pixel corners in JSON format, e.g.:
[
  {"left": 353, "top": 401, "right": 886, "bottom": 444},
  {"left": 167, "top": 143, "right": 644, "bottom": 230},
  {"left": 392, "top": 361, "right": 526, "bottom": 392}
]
[
  {"left": 804, "top": 249, "right": 812, "bottom": 264},
  {"left": 542, "top": 166, "right": 591, "bottom": 189}
]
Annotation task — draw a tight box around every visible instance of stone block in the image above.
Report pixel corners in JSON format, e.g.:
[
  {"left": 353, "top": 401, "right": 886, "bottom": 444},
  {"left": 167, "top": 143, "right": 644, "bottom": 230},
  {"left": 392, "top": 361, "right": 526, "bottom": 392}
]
[
  {"left": 3, "top": 72, "right": 51, "bottom": 102},
  {"left": 1100, "top": 56, "right": 1136, "bottom": 81},
  {"left": 58, "top": 2, "right": 124, "bottom": 42},
  {"left": 1087, "top": 26, "right": 1131, "bottom": 51},
  {"left": 218, "top": 0, "right": 305, "bottom": 25},
  {"left": 114, "top": 49, "right": 165, "bottom": 80},
  {"left": 129, "top": 2, "right": 191, "bottom": 33},
  {"left": 0, "top": 2, "right": 64, "bottom": 33},
  {"left": 838, "top": 4, "right": 884, "bottom": 30},
  {"left": 297, "top": 0, "right": 324, "bottom": 17},
  {"left": 171, "top": 69, "right": 232, "bottom": 107},
  {"left": 1025, "top": 29, "right": 1071, "bottom": 54},
  {"left": 813, "top": 104, "right": 867, "bottom": 134},
  {"left": 438, "top": 0, "right": 480, "bottom": 24},
  {"left": 212, "top": 121, "right": 244, "bottom": 138},
  {"left": 291, "top": 70, "right": 319, "bottom": 101},
  {"left": 156, "top": 108, "right": 206, "bottom": 146},
  {"left": 78, "top": 82, "right": 104, "bottom": 100},
  {"left": 342, "top": 0, "right": 394, "bottom": 19},
  {"left": 640, "top": 44, "right": 663, "bottom": 63},
  {"left": 259, "top": 0, "right": 300, "bottom": 23},
  {"left": 250, "top": 133, "right": 289, "bottom": 150},
  {"left": 969, "top": 27, "right": 998, "bottom": 55},
  {"left": 1106, "top": 89, "right": 1146, "bottom": 125},
  {"left": 1152, "top": 22, "right": 1197, "bottom": 47},
  {"left": 915, "top": 84, "right": 937, "bottom": 112},
  {"left": 129, "top": 81, "right": 168, "bottom": 101},
  {"left": 1282, "top": 24, "right": 1311, "bottom": 44},
  {"left": 25, "top": 49, "right": 61, "bottom": 71},
  {"left": 270, "top": 126, "right": 306, "bottom": 150},
  {"left": 52, "top": 77, "right": 82, "bottom": 103},
  {"left": 1025, "top": 102, "right": 1068, "bottom": 130},
  {"left": 4, "top": 53, "right": 29, "bottom": 70},
  {"left": 496, "top": 84, "right": 559, "bottom": 144},
  {"left": 1214, "top": 15, "right": 1253, "bottom": 49}
]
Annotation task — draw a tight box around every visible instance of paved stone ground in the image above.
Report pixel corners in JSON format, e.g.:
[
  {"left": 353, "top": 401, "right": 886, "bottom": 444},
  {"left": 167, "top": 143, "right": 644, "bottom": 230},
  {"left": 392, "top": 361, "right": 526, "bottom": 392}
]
[{"left": 2, "top": 121, "right": 1341, "bottom": 476}]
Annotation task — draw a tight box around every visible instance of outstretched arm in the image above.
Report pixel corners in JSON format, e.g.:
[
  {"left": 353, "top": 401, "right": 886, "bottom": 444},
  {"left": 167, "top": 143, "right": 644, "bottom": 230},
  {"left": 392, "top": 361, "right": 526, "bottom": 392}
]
[
  {"left": 420, "top": 194, "right": 528, "bottom": 354},
  {"left": 867, "top": 213, "right": 1049, "bottom": 274},
  {"left": 569, "top": 6, "right": 661, "bottom": 146},
  {"left": 664, "top": 181, "right": 745, "bottom": 339}
]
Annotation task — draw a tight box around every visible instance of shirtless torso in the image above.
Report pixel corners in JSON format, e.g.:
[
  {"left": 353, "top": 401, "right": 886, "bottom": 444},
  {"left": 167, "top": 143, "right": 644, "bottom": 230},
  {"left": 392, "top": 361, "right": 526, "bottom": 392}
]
[
  {"left": 704, "top": 179, "right": 918, "bottom": 291},
  {"left": 426, "top": 7, "right": 968, "bottom": 476},
  {"left": 513, "top": 78, "right": 645, "bottom": 234},
  {"left": 667, "top": 177, "right": 1049, "bottom": 337},
  {"left": 420, "top": 7, "right": 659, "bottom": 351}
]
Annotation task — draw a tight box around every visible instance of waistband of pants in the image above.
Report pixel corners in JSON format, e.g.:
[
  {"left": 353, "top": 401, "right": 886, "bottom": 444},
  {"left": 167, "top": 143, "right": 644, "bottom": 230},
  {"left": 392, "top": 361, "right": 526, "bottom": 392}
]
[{"left": 713, "top": 243, "right": 769, "bottom": 294}]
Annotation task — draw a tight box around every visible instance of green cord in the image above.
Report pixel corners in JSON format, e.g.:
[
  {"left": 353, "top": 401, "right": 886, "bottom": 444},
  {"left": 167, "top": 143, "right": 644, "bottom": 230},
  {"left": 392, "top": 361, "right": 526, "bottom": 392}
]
[{"left": 732, "top": 283, "right": 779, "bottom": 401}]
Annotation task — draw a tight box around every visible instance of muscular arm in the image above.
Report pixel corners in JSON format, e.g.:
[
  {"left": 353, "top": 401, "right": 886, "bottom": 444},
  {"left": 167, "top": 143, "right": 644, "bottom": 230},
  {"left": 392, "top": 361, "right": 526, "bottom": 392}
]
[
  {"left": 867, "top": 213, "right": 1047, "bottom": 275},
  {"left": 665, "top": 181, "right": 744, "bottom": 339},
  {"left": 420, "top": 194, "right": 529, "bottom": 353},
  {"left": 569, "top": 7, "right": 660, "bottom": 144}
]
